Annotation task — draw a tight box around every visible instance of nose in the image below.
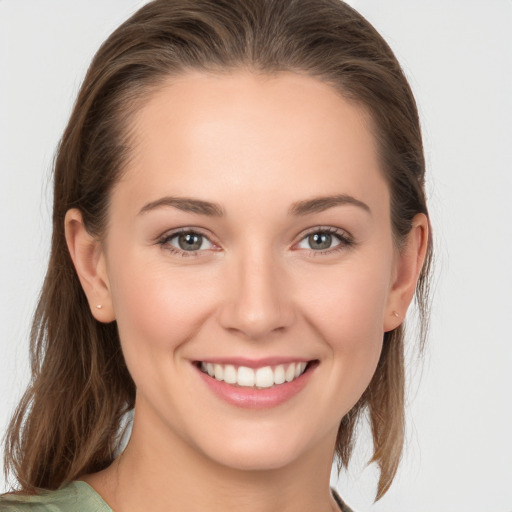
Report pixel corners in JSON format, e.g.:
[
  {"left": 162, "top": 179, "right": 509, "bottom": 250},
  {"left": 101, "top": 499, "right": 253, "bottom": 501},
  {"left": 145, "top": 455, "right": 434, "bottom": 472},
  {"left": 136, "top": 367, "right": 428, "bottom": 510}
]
[{"left": 217, "top": 247, "right": 296, "bottom": 341}]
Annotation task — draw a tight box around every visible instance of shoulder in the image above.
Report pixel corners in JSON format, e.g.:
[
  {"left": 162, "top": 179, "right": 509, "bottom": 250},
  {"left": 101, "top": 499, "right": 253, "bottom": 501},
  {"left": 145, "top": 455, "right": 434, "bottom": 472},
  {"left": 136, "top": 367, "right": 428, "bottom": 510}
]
[{"left": 0, "top": 481, "right": 112, "bottom": 512}]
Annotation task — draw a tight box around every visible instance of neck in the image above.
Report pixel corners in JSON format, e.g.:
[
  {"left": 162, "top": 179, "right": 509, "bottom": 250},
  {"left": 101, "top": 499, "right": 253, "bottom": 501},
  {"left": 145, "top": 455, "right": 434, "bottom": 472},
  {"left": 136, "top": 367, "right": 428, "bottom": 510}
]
[{"left": 85, "top": 402, "right": 339, "bottom": 512}]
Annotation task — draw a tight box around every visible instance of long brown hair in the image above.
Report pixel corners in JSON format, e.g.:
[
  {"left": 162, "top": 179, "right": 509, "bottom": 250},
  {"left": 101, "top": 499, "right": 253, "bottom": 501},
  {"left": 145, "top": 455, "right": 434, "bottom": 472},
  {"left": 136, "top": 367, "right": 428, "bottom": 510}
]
[{"left": 3, "top": 0, "right": 433, "bottom": 500}]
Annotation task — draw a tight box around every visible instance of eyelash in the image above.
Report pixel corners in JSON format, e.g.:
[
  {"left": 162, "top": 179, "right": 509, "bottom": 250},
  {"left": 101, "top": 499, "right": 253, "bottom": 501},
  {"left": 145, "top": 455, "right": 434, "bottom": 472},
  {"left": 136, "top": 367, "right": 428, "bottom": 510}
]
[
  {"left": 157, "top": 228, "right": 214, "bottom": 258},
  {"left": 297, "top": 226, "right": 354, "bottom": 256},
  {"left": 156, "top": 226, "right": 354, "bottom": 258}
]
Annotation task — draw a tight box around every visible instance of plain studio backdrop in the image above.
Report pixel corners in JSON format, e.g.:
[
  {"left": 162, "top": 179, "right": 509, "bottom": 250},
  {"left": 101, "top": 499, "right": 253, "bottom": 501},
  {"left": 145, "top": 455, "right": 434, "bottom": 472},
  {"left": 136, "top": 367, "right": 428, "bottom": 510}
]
[{"left": 1, "top": 1, "right": 511, "bottom": 511}]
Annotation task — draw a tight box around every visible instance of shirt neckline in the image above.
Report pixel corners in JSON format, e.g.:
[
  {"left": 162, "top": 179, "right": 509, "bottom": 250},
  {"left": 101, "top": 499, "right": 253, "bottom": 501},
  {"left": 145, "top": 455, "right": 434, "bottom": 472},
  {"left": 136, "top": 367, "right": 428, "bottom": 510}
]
[
  {"left": 73, "top": 480, "right": 352, "bottom": 512},
  {"left": 71, "top": 480, "right": 113, "bottom": 511}
]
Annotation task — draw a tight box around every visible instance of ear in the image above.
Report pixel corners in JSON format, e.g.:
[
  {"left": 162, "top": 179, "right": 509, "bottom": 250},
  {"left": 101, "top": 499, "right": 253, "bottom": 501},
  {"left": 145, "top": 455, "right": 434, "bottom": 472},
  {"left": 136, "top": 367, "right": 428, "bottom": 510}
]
[
  {"left": 383, "top": 213, "right": 429, "bottom": 332},
  {"left": 64, "top": 209, "right": 116, "bottom": 323}
]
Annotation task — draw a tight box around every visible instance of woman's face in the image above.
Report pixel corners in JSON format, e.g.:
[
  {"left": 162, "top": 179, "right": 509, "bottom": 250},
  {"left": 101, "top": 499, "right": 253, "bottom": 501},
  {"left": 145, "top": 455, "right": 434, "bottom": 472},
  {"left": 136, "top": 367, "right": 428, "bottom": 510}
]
[{"left": 98, "top": 71, "right": 402, "bottom": 470}]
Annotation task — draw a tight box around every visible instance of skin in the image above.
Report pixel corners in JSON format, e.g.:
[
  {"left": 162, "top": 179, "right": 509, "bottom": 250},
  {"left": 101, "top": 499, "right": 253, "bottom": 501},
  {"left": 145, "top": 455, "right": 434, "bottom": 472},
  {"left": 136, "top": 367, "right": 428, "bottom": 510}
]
[{"left": 65, "top": 70, "right": 428, "bottom": 512}]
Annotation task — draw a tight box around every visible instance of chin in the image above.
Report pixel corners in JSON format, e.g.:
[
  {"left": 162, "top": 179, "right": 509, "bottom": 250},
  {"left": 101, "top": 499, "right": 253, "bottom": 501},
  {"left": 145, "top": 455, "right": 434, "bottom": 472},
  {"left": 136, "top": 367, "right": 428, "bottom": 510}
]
[
  {"left": 197, "top": 429, "right": 318, "bottom": 472},
  {"left": 209, "top": 448, "right": 301, "bottom": 472}
]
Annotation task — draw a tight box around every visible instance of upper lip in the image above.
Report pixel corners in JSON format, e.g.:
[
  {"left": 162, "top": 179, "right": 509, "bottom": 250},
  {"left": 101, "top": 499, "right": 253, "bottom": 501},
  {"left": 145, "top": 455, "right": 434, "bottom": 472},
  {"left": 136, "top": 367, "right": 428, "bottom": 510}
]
[{"left": 194, "top": 357, "right": 314, "bottom": 369}]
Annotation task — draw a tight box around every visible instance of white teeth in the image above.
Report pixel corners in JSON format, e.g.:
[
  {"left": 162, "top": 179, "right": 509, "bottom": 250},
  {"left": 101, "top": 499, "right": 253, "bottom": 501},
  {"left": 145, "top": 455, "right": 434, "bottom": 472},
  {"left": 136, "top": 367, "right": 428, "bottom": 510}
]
[
  {"left": 295, "top": 362, "right": 307, "bottom": 378},
  {"left": 223, "top": 364, "right": 237, "bottom": 384},
  {"left": 255, "top": 366, "right": 274, "bottom": 388},
  {"left": 199, "top": 361, "right": 309, "bottom": 388},
  {"left": 237, "top": 366, "right": 255, "bottom": 387},
  {"left": 285, "top": 363, "right": 296, "bottom": 382},
  {"left": 214, "top": 364, "right": 224, "bottom": 381},
  {"left": 274, "top": 365, "right": 285, "bottom": 385}
]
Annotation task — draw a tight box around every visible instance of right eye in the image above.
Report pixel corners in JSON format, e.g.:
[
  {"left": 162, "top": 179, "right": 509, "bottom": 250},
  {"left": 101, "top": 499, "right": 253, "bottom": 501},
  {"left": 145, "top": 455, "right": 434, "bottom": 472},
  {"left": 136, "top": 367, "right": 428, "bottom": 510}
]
[{"left": 158, "top": 230, "right": 214, "bottom": 256}]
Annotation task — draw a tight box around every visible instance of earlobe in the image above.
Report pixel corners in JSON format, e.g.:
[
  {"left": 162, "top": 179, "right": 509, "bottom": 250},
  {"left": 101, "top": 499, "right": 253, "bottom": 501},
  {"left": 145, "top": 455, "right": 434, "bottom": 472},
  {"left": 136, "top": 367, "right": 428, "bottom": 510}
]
[
  {"left": 64, "top": 209, "right": 116, "bottom": 323},
  {"left": 383, "top": 213, "right": 429, "bottom": 332}
]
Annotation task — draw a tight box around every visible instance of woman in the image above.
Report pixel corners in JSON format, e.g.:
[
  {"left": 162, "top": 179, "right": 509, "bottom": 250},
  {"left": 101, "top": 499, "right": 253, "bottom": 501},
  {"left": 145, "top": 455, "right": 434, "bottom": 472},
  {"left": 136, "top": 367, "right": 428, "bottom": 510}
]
[{"left": 1, "top": 0, "right": 432, "bottom": 510}]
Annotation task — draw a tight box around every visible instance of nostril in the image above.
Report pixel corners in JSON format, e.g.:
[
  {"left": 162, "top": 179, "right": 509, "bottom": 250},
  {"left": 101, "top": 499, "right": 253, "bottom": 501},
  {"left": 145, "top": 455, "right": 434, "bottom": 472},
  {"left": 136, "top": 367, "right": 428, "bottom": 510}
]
[{"left": 216, "top": 273, "right": 296, "bottom": 340}]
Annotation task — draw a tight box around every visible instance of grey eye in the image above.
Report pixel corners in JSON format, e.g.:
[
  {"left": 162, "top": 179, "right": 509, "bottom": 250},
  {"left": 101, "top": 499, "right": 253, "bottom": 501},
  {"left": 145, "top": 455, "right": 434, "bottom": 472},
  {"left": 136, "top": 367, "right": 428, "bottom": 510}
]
[
  {"left": 297, "top": 231, "right": 343, "bottom": 251},
  {"left": 308, "top": 233, "right": 333, "bottom": 250},
  {"left": 171, "top": 232, "right": 212, "bottom": 251}
]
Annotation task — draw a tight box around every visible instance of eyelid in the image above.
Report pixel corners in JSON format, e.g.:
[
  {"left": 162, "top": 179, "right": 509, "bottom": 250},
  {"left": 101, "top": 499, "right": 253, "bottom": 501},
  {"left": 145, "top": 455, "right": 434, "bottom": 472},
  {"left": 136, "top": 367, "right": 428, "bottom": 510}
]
[
  {"left": 156, "top": 227, "right": 219, "bottom": 257},
  {"left": 298, "top": 225, "right": 352, "bottom": 239},
  {"left": 292, "top": 226, "right": 355, "bottom": 253},
  {"left": 155, "top": 225, "right": 355, "bottom": 258}
]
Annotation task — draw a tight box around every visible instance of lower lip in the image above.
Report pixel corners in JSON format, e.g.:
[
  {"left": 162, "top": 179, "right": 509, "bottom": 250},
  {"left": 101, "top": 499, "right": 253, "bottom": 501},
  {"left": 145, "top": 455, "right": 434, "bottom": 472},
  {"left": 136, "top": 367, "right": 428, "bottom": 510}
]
[{"left": 194, "top": 364, "right": 316, "bottom": 409}]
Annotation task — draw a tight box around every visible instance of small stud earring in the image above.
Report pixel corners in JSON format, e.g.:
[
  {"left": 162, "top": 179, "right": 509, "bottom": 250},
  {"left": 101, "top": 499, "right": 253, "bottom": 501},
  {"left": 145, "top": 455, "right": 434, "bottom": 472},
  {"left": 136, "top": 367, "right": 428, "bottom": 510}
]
[
  {"left": 96, "top": 304, "right": 103, "bottom": 309},
  {"left": 393, "top": 311, "right": 400, "bottom": 318}
]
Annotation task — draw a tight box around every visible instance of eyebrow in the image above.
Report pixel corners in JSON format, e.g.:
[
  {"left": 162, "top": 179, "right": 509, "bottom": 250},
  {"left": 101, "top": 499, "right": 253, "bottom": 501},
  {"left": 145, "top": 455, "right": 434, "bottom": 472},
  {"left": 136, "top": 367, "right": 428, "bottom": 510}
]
[
  {"left": 138, "top": 193, "right": 371, "bottom": 217},
  {"left": 289, "top": 194, "right": 372, "bottom": 216},
  {"left": 139, "top": 197, "right": 225, "bottom": 217}
]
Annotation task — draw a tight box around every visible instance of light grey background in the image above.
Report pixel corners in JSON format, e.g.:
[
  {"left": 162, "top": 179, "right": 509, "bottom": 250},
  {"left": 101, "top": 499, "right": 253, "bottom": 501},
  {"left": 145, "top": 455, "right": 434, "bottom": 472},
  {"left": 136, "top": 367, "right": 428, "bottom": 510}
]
[{"left": 1, "top": 1, "right": 511, "bottom": 511}]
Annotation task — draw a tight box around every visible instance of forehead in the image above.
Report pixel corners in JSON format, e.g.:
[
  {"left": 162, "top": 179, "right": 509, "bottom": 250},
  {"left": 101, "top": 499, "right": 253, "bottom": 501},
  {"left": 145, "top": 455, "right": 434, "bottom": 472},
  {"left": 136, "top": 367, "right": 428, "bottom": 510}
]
[{"left": 115, "top": 70, "right": 388, "bottom": 217}]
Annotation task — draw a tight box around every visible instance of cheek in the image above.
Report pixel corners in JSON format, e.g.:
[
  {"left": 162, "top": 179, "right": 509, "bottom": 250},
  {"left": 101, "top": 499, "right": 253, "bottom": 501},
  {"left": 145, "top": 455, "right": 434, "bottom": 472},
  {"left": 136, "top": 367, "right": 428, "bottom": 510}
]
[
  {"left": 107, "top": 249, "right": 219, "bottom": 357},
  {"left": 298, "top": 256, "right": 392, "bottom": 393},
  {"left": 302, "top": 260, "right": 391, "bottom": 343}
]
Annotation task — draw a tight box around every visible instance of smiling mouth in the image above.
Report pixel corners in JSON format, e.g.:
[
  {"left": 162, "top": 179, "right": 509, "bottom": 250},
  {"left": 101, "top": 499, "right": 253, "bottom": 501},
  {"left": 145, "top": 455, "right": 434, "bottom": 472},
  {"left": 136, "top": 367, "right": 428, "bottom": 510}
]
[{"left": 195, "top": 361, "right": 318, "bottom": 389}]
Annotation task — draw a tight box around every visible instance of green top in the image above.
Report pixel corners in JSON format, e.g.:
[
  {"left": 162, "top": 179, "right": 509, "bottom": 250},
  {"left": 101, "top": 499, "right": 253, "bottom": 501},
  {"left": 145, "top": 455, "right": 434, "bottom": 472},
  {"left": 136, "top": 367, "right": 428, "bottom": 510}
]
[
  {"left": 0, "top": 481, "right": 111, "bottom": 512},
  {"left": 0, "top": 481, "right": 353, "bottom": 511}
]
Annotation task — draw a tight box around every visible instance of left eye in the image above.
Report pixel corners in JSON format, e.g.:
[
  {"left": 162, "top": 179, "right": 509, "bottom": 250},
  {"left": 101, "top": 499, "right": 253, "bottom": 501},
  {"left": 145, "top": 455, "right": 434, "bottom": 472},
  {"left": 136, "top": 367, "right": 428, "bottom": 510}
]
[
  {"left": 297, "top": 231, "right": 344, "bottom": 251},
  {"left": 166, "top": 232, "right": 213, "bottom": 252}
]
